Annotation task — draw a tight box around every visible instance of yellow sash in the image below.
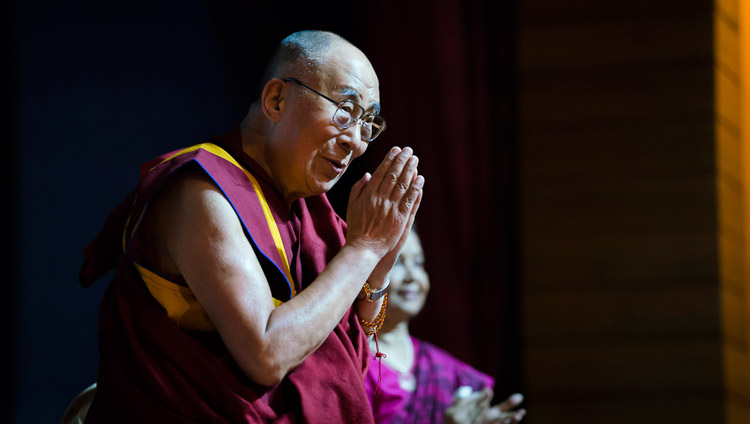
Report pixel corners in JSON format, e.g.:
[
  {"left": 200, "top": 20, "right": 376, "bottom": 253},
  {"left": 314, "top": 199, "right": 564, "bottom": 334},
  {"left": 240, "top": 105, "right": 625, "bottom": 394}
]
[{"left": 125, "top": 143, "right": 293, "bottom": 331}]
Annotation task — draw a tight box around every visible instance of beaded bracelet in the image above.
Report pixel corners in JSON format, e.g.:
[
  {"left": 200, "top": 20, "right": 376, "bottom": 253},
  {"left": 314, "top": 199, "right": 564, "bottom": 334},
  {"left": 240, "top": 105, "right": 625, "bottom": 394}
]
[{"left": 359, "top": 293, "right": 388, "bottom": 336}]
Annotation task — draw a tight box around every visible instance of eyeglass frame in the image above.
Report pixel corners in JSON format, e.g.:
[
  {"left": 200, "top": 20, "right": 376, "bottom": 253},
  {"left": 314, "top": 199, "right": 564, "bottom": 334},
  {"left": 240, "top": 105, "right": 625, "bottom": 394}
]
[{"left": 281, "top": 77, "right": 386, "bottom": 142}]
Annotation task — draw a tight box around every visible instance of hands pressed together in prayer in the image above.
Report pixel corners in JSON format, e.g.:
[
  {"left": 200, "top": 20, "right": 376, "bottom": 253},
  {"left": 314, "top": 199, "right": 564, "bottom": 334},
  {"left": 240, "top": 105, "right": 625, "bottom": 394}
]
[
  {"left": 345, "top": 146, "right": 424, "bottom": 289},
  {"left": 445, "top": 389, "right": 526, "bottom": 424}
]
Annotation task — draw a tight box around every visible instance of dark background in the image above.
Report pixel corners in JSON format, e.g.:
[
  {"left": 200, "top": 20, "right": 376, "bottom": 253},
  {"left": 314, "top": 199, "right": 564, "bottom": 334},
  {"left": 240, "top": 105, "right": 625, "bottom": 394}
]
[{"left": 6, "top": 1, "right": 519, "bottom": 422}]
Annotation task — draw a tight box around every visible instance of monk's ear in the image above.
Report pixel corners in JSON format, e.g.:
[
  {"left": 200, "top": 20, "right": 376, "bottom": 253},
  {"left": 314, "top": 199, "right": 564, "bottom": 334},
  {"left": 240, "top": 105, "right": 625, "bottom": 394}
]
[{"left": 261, "top": 78, "right": 286, "bottom": 122}]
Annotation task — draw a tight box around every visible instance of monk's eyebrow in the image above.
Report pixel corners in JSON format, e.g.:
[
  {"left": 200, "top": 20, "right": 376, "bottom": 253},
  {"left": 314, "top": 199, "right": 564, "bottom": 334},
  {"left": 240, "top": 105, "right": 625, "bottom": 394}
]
[
  {"left": 338, "top": 86, "right": 380, "bottom": 114},
  {"left": 339, "top": 86, "right": 361, "bottom": 101}
]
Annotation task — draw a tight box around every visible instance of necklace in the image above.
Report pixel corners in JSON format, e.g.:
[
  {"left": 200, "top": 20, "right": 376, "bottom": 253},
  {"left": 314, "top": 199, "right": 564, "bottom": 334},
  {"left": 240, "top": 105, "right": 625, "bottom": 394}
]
[
  {"left": 371, "top": 328, "right": 418, "bottom": 392},
  {"left": 383, "top": 336, "right": 416, "bottom": 392},
  {"left": 397, "top": 369, "right": 417, "bottom": 392}
]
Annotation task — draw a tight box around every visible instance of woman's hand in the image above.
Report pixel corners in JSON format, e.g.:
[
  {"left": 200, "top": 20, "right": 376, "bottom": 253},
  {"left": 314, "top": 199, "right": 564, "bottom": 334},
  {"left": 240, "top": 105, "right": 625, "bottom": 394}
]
[
  {"left": 445, "top": 388, "right": 526, "bottom": 424},
  {"left": 483, "top": 393, "right": 526, "bottom": 424}
]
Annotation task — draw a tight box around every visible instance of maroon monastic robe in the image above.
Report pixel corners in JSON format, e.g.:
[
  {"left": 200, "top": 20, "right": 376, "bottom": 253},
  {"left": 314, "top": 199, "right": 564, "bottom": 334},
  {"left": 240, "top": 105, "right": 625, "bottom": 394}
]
[{"left": 80, "top": 129, "right": 374, "bottom": 423}]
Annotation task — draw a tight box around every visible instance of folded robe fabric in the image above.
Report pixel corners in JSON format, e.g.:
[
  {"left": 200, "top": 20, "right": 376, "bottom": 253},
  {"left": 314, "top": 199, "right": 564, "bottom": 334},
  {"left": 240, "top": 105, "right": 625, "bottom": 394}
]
[{"left": 80, "top": 128, "right": 374, "bottom": 423}]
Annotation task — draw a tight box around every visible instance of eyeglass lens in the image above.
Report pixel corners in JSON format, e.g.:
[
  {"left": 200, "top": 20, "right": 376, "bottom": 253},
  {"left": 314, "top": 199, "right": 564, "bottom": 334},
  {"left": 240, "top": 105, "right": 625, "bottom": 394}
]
[{"left": 333, "top": 102, "right": 385, "bottom": 141}]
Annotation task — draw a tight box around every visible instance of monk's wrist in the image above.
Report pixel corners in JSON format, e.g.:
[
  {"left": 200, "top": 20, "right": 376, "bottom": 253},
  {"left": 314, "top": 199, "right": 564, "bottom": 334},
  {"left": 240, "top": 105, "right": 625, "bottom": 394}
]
[
  {"left": 356, "top": 278, "right": 389, "bottom": 302},
  {"left": 338, "top": 244, "right": 381, "bottom": 273}
]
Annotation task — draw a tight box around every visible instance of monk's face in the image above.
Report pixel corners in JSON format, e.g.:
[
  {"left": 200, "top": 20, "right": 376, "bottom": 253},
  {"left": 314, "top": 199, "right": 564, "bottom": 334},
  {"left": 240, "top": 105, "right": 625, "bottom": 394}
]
[
  {"left": 388, "top": 231, "right": 430, "bottom": 321},
  {"left": 270, "top": 42, "right": 380, "bottom": 201}
]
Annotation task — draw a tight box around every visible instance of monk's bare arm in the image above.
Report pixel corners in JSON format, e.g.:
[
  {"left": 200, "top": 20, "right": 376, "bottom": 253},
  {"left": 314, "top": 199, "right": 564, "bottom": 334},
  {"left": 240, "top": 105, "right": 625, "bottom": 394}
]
[{"left": 153, "top": 175, "right": 378, "bottom": 386}]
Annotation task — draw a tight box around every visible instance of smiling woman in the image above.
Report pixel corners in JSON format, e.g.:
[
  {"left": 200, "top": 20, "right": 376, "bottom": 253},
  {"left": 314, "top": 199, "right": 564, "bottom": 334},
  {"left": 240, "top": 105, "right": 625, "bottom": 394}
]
[{"left": 365, "top": 230, "right": 526, "bottom": 424}]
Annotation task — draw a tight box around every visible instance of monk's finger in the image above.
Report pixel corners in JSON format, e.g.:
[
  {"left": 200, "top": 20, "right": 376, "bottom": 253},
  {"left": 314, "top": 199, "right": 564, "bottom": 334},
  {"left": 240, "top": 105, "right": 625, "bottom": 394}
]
[
  {"left": 390, "top": 185, "right": 423, "bottom": 255},
  {"left": 348, "top": 172, "right": 370, "bottom": 205},
  {"left": 390, "top": 155, "right": 418, "bottom": 201},
  {"left": 406, "top": 183, "right": 423, "bottom": 229},
  {"left": 364, "top": 146, "right": 400, "bottom": 195},
  {"left": 399, "top": 174, "right": 423, "bottom": 215},
  {"left": 377, "top": 146, "right": 413, "bottom": 195}
]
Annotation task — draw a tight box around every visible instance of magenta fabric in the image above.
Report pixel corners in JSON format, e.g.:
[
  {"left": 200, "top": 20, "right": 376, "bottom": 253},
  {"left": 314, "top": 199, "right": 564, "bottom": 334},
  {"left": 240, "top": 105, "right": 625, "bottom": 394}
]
[
  {"left": 81, "top": 128, "right": 374, "bottom": 423},
  {"left": 366, "top": 337, "right": 494, "bottom": 423}
]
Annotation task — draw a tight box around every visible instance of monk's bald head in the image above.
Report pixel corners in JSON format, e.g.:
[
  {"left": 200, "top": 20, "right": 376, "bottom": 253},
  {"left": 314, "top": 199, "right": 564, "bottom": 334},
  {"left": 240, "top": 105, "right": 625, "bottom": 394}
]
[{"left": 259, "top": 31, "right": 356, "bottom": 96}]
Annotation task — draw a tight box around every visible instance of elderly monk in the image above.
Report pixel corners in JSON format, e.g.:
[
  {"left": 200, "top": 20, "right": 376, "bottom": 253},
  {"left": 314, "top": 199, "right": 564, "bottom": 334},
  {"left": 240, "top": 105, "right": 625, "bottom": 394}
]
[{"left": 79, "top": 30, "right": 424, "bottom": 423}]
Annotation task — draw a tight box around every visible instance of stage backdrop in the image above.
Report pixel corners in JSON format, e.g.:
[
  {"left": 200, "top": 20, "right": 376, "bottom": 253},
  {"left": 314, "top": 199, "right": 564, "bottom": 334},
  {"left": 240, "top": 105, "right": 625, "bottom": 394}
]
[{"left": 8, "top": 1, "right": 519, "bottom": 422}]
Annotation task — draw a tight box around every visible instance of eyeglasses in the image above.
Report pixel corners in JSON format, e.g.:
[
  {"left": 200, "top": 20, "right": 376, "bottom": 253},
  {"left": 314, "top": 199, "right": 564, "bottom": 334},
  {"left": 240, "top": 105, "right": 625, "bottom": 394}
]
[{"left": 282, "top": 77, "right": 386, "bottom": 142}]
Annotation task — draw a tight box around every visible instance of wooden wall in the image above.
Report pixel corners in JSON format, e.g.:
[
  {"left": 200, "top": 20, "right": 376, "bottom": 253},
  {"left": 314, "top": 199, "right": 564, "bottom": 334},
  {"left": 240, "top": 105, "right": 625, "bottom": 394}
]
[
  {"left": 716, "top": 0, "right": 750, "bottom": 422},
  {"left": 517, "top": 0, "right": 749, "bottom": 422}
]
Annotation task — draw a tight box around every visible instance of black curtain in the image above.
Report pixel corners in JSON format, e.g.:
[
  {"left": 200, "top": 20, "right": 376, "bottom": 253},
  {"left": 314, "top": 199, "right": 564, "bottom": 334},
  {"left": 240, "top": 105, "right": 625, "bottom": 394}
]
[{"left": 332, "top": 0, "right": 521, "bottom": 397}]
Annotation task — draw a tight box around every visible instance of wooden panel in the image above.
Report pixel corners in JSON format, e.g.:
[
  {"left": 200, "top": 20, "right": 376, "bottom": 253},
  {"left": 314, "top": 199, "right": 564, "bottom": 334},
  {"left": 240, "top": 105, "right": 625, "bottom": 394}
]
[
  {"left": 521, "top": 231, "right": 717, "bottom": 290},
  {"left": 519, "top": 0, "right": 712, "bottom": 21},
  {"left": 717, "top": 0, "right": 740, "bottom": 22},
  {"left": 526, "top": 395, "right": 722, "bottom": 424},
  {"left": 717, "top": 123, "right": 742, "bottom": 182},
  {"left": 521, "top": 176, "right": 716, "bottom": 235},
  {"left": 716, "top": 11, "right": 740, "bottom": 75},
  {"left": 728, "top": 400, "right": 750, "bottom": 424},
  {"left": 716, "top": 0, "right": 750, "bottom": 421},
  {"left": 517, "top": 0, "right": 725, "bottom": 421},
  {"left": 720, "top": 233, "right": 749, "bottom": 292},
  {"left": 520, "top": 65, "right": 713, "bottom": 126},
  {"left": 523, "top": 287, "right": 719, "bottom": 344},
  {"left": 725, "top": 343, "right": 750, "bottom": 403},
  {"left": 721, "top": 288, "right": 750, "bottom": 346},
  {"left": 521, "top": 120, "right": 714, "bottom": 177},
  {"left": 716, "top": 64, "right": 742, "bottom": 128},
  {"left": 523, "top": 341, "right": 722, "bottom": 392},
  {"left": 718, "top": 176, "right": 745, "bottom": 240},
  {"left": 738, "top": 0, "right": 750, "bottom": 356},
  {"left": 519, "top": 14, "right": 712, "bottom": 71}
]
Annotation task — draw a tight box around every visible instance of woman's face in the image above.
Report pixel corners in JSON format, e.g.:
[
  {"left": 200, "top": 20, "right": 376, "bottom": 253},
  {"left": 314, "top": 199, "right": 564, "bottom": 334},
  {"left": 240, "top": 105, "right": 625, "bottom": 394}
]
[{"left": 387, "top": 231, "right": 431, "bottom": 323}]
